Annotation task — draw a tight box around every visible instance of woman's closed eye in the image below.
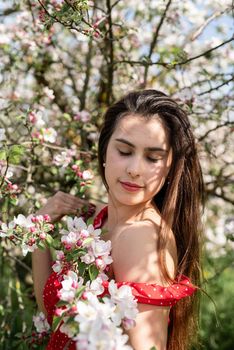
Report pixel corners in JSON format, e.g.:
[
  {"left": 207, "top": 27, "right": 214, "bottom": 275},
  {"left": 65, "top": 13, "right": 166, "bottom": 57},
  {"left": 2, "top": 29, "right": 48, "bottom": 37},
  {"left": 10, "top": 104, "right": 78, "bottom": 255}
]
[{"left": 118, "top": 150, "right": 160, "bottom": 163}]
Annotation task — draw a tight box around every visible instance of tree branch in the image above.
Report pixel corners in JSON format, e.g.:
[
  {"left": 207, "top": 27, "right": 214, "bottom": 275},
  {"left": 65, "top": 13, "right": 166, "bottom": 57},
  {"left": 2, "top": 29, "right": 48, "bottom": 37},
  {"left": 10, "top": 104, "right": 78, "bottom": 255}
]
[
  {"left": 114, "top": 36, "right": 234, "bottom": 68},
  {"left": 143, "top": 0, "right": 173, "bottom": 86},
  {"left": 207, "top": 191, "right": 234, "bottom": 205},
  {"left": 198, "top": 121, "right": 234, "bottom": 141},
  {"left": 37, "top": 0, "right": 94, "bottom": 36},
  {"left": 80, "top": 37, "right": 94, "bottom": 110}
]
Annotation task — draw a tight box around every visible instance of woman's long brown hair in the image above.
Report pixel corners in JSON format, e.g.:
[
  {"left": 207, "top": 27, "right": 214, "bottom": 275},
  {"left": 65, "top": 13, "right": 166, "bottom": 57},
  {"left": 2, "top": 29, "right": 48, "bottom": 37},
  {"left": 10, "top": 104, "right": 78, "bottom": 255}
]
[{"left": 98, "top": 89, "right": 204, "bottom": 350}]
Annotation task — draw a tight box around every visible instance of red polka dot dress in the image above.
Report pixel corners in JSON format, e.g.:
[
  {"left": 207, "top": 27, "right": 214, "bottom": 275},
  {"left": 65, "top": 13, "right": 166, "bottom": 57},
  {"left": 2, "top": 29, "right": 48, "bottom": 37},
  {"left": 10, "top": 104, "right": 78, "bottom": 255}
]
[{"left": 43, "top": 206, "right": 197, "bottom": 349}]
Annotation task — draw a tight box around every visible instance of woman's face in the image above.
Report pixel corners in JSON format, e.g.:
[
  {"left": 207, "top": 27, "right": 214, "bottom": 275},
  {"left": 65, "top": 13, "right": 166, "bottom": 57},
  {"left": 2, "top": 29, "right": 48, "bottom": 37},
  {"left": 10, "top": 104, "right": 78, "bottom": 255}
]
[{"left": 104, "top": 114, "right": 172, "bottom": 207}]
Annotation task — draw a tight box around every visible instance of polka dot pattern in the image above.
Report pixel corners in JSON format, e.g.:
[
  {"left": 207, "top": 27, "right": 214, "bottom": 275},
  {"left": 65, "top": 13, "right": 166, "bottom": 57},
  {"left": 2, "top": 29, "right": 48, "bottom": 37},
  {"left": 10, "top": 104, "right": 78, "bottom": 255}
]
[
  {"left": 102, "top": 275, "right": 196, "bottom": 307},
  {"left": 43, "top": 206, "right": 197, "bottom": 349}
]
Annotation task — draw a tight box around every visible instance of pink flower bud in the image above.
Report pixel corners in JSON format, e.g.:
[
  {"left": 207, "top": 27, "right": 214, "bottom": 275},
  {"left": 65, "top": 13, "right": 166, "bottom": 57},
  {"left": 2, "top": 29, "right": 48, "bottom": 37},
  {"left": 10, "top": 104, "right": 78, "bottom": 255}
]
[
  {"left": 36, "top": 215, "right": 44, "bottom": 222},
  {"left": 63, "top": 243, "right": 72, "bottom": 250},
  {"left": 29, "top": 112, "right": 36, "bottom": 124},
  {"left": 71, "top": 164, "right": 79, "bottom": 171},
  {"left": 95, "top": 258, "right": 104, "bottom": 269},
  {"left": 81, "top": 292, "right": 88, "bottom": 300},
  {"left": 39, "top": 232, "right": 46, "bottom": 240},
  {"left": 57, "top": 251, "right": 65, "bottom": 260},
  {"left": 54, "top": 308, "right": 64, "bottom": 317},
  {"left": 28, "top": 238, "right": 36, "bottom": 246},
  {"left": 70, "top": 305, "right": 77, "bottom": 314},
  {"left": 72, "top": 281, "right": 78, "bottom": 289},
  {"left": 29, "top": 227, "right": 36, "bottom": 233},
  {"left": 76, "top": 239, "right": 83, "bottom": 247},
  {"left": 31, "top": 216, "right": 39, "bottom": 223},
  {"left": 77, "top": 171, "right": 83, "bottom": 178},
  {"left": 43, "top": 214, "right": 51, "bottom": 222}
]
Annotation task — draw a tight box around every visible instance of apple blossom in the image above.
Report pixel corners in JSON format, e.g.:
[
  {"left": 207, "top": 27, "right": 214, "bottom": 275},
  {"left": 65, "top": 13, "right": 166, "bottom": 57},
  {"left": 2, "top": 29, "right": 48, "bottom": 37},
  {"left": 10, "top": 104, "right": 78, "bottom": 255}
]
[
  {"left": 43, "top": 87, "right": 55, "bottom": 100},
  {"left": 58, "top": 271, "right": 84, "bottom": 302},
  {"left": 33, "top": 312, "right": 50, "bottom": 334},
  {"left": 82, "top": 170, "right": 94, "bottom": 180},
  {"left": 41, "top": 128, "right": 57, "bottom": 143},
  {"left": 74, "top": 111, "right": 91, "bottom": 123}
]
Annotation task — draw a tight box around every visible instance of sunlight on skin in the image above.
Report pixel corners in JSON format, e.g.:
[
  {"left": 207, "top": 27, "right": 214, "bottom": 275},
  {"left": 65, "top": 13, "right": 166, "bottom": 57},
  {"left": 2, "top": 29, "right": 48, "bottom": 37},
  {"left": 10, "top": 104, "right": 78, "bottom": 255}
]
[{"left": 104, "top": 114, "right": 172, "bottom": 228}]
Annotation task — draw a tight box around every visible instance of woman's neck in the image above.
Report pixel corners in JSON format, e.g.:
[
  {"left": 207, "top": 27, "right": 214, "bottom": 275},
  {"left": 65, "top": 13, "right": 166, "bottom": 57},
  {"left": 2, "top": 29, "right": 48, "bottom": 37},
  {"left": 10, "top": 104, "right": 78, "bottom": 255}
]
[{"left": 107, "top": 194, "right": 155, "bottom": 230}]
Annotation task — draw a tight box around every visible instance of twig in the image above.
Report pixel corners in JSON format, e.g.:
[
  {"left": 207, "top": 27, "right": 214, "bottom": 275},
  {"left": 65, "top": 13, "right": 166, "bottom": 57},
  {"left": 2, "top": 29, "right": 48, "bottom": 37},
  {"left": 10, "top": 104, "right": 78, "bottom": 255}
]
[
  {"left": 26, "top": 0, "right": 37, "bottom": 26},
  {"left": 175, "top": 36, "right": 234, "bottom": 66},
  {"left": 211, "top": 192, "right": 234, "bottom": 205},
  {"left": 198, "top": 77, "right": 234, "bottom": 96},
  {"left": 106, "top": 0, "right": 114, "bottom": 105},
  {"left": 190, "top": 9, "right": 229, "bottom": 41},
  {"left": 6, "top": 254, "right": 32, "bottom": 274},
  {"left": 111, "top": 0, "right": 122, "bottom": 10}
]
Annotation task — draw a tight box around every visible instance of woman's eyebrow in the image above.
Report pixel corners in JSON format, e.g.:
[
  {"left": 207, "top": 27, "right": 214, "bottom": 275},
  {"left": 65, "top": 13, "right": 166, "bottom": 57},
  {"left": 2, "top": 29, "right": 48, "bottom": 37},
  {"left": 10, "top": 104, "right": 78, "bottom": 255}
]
[{"left": 115, "top": 138, "right": 168, "bottom": 152}]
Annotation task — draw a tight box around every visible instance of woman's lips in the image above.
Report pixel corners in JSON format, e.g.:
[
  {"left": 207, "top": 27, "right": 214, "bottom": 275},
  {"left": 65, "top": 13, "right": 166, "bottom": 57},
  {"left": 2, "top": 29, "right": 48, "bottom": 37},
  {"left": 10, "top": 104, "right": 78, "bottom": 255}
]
[{"left": 120, "top": 181, "right": 143, "bottom": 192}]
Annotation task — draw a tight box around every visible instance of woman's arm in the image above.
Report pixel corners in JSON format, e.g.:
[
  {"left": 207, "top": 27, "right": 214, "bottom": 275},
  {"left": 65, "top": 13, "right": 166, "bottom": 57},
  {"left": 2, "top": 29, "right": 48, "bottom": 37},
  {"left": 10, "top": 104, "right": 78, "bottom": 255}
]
[
  {"left": 112, "top": 220, "right": 177, "bottom": 350},
  {"left": 32, "top": 191, "right": 88, "bottom": 313},
  {"left": 127, "top": 304, "right": 170, "bottom": 350}
]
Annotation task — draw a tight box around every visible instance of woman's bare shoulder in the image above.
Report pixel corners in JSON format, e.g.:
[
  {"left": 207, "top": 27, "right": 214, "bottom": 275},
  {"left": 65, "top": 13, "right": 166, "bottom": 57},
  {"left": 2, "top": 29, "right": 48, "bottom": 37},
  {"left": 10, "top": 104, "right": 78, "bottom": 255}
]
[
  {"left": 112, "top": 208, "right": 177, "bottom": 283},
  {"left": 142, "top": 207, "right": 177, "bottom": 269}
]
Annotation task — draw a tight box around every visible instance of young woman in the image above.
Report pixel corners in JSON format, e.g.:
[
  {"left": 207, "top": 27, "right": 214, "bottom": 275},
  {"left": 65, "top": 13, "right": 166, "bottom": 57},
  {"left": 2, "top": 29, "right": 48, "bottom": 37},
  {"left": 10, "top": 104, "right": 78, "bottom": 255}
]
[{"left": 32, "top": 90, "right": 204, "bottom": 350}]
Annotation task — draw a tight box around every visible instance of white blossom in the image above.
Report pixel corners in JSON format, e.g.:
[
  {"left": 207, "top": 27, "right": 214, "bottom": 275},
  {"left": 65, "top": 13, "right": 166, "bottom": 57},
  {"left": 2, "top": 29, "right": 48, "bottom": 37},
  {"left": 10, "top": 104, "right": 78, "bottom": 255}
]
[
  {"left": 82, "top": 170, "right": 94, "bottom": 180},
  {"left": 41, "top": 128, "right": 57, "bottom": 143},
  {"left": 14, "top": 214, "right": 34, "bottom": 228},
  {"left": 22, "top": 243, "right": 38, "bottom": 256},
  {"left": 59, "top": 271, "right": 83, "bottom": 302},
  {"left": 33, "top": 312, "right": 50, "bottom": 333}
]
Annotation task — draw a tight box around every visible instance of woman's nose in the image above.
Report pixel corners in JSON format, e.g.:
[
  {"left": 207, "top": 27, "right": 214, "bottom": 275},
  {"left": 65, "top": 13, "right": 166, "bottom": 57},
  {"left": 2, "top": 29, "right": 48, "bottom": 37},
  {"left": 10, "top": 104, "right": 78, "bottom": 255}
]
[{"left": 126, "top": 157, "right": 142, "bottom": 178}]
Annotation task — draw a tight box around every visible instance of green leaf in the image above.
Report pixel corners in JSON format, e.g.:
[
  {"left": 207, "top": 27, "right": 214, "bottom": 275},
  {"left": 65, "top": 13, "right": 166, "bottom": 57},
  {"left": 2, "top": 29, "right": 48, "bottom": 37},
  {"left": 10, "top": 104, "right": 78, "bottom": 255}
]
[
  {"left": 86, "top": 217, "right": 94, "bottom": 226},
  {"left": 83, "top": 237, "right": 93, "bottom": 246},
  {"left": 150, "top": 347, "right": 157, "bottom": 350},
  {"left": 75, "top": 285, "right": 86, "bottom": 298},
  {"left": 66, "top": 253, "right": 74, "bottom": 262},
  {"left": 88, "top": 264, "right": 99, "bottom": 281},
  {"left": 63, "top": 113, "right": 72, "bottom": 121},
  {"left": 9, "top": 197, "right": 18, "bottom": 206},
  {"left": 45, "top": 234, "right": 54, "bottom": 246},
  {"left": 0, "top": 149, "right": 6, "bottom": 161},
  {"left": 56, "top": 300, "right": 68, "bottom": 307},
  {"left": 52, "top": 315, "right": 63, "bottom": 331},
  {"left": 15, "top": 115, "right": 26, "bottom": 121},
  {"left": 37, "top": 241, "right": 46, "bottom": 249},
  {"left": 8, "top": 145, "right": 25, "bottom": 164},
  {"left": 78, "top": 261, "right": 87, "bottom": 276}
]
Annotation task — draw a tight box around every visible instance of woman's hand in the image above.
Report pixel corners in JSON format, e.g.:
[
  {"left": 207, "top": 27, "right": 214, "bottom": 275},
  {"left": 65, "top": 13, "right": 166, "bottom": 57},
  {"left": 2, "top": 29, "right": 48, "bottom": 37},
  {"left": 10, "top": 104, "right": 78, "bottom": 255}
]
[{"left": 36, "top": 191, "right": 89, "bottom": 223}]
